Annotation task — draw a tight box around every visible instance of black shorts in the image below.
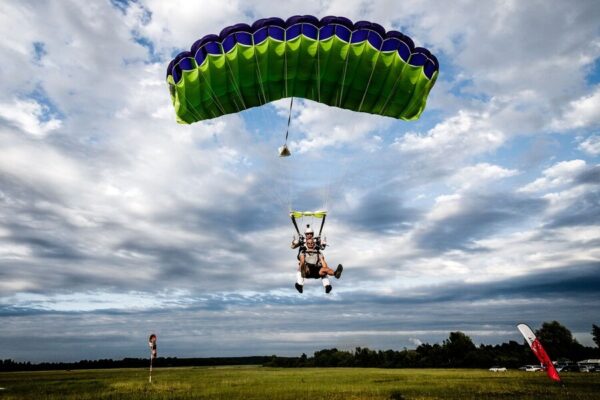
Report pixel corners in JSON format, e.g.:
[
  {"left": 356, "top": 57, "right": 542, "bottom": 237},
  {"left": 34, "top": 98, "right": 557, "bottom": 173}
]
[{"left": 306, "top": 263, "right": 322, "bottom": 279}]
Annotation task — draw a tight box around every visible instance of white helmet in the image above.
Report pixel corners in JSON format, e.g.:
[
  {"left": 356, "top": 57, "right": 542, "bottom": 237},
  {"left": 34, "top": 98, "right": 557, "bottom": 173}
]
[{"left": 305, "top": 226, "right": 314, "bottom": 235}]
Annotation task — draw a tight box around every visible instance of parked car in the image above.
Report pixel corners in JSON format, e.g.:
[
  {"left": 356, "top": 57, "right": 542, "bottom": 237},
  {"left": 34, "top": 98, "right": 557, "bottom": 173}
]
[
  {"left": 557, "top": 364, "right": 587, "bottom": 372},
  {"left": 519, "top": 365, "right": 542, "bottom": 372},
  {"left": 489, "top": 366, "right": 507, "bottom": 372}
]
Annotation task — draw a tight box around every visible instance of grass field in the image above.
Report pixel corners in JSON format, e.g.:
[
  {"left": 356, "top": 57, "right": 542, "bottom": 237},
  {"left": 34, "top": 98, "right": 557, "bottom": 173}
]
[{"left": 1, "top": 366, "right": 599, "bottom": 400}]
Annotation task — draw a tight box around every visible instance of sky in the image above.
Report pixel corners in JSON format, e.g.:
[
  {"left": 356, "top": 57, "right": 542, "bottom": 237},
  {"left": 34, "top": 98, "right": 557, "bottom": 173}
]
[{"left": 0, "top": 0, "right": 599, "bottom": 363}]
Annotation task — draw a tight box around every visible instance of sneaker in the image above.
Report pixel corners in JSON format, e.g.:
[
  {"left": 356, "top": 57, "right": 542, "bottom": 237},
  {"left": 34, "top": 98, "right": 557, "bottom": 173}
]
[
  {"left": 334, "top": 264, "right": 343, "bottom": 279},
  {"left": 325, "top": 285, "right": 332, "bottom": 294},
  {"left": 295, "top": 283, "right": 303, "bottom": 293}
]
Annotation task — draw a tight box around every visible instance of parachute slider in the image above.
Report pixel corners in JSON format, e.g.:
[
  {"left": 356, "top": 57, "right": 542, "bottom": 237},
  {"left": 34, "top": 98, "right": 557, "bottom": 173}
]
[
  {"left": 279, "top": 97, "right": 294, "bottom": 157},
  {"left": 278, "top": 144, "right": 291, "bottom": 157}
]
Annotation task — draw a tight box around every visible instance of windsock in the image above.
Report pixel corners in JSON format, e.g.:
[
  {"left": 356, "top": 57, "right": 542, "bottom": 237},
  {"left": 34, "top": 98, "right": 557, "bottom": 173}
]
[
  {"left": 517, "top": 324, "right": 561, "bottom": 383},
  {"left": 148, "top": 334, "right": 157, "bottom": 359}
]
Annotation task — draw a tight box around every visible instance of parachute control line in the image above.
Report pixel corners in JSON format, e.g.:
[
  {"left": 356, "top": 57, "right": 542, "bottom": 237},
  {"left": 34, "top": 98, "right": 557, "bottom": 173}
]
[{"left": 290, "top": 210, "right": 327, "bottom": 239}]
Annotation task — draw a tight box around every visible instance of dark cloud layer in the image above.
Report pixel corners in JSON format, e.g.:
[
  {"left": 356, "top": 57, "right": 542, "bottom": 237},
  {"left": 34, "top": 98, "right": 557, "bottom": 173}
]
[
  {"left": 2, "top": 262, "right": 599, "bottom": 361},
  {"left": 343, "top": 192, "right": 421, "bottom": 234},
  {"left": 415, "top": 194, "right": 547, "bottom": 252}
]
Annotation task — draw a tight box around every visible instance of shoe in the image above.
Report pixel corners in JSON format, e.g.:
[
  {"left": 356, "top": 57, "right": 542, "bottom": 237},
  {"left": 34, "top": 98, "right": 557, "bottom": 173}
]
[
  {"left": 334, "top": 264, "right": 343, "bottom": 279},
  {"left": 295, "top": 283, "right": 303, "bottom": 293},
  {"left": 325, "top": 285, "right": 332, "bottom": 294}
]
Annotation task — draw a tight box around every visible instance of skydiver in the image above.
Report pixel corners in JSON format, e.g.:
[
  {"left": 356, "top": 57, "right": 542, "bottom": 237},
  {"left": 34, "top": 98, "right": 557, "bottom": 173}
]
[{"left": 291, "top": 226, "right": 342, "bottom": 294}]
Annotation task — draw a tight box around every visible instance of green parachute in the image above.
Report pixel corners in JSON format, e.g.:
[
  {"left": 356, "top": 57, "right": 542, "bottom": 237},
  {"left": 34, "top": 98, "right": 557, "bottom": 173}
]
[{"left": 166, "top": 16, "right": 439, "bottom": 123}]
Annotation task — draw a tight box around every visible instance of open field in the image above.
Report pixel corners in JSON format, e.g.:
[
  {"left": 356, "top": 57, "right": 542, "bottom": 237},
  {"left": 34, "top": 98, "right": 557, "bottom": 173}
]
[{"left": 1, "top": 366, "right": 599, "bottom": 400}]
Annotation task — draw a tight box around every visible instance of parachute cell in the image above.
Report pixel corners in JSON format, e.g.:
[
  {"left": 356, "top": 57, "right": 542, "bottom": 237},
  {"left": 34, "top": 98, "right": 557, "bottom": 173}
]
[{"left": 166, "top": 16, "right": 439, "bottom": 123}]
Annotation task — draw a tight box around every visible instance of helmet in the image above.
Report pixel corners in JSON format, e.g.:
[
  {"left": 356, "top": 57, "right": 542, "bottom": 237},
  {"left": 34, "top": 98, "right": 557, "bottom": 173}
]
[{"left": 305, "top": 226, "right": 314, "bottom": 235}]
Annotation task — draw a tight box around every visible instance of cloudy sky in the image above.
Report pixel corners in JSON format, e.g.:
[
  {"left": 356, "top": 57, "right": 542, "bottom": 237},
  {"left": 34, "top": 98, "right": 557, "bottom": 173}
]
[{"left": 0, "top": 0, "right": 599, "bottom": 362}]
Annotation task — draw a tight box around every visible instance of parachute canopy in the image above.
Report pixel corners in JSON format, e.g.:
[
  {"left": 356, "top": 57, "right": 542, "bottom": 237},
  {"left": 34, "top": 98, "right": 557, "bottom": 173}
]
[{"left": 167, "top": 16, "right": 439, "bottom": 123}]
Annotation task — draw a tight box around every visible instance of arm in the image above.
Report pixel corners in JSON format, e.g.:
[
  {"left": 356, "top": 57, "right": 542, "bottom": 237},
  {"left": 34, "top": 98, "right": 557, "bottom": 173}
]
[
  {"left": 291, "top": 236, "right": 305, "bottom": 249},
  {"left": 291, "top": 236, "right": 302, "bottom": 249}
]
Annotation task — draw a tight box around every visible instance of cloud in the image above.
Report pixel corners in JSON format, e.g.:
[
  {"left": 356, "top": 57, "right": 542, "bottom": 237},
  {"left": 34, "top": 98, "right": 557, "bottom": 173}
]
[
  {"left": 0, "top": 99, "right": 62, "bottom": 138},
  {"left": 393, "top": 110, "right": 506, "bottom": 168},
  {"left": 341, "top": 190, "right": 421, "bottom": 234},
  {"left": 412, "top": 192, "right": 547, "bottom": 252},
  {"left": 514, "top": 160, "right": 600, "bottom": 229},
  {"left": 551, "top": 86, "right": 600, "bottom": 131},
  {"left": 127, "top": 0, "right": 247, "bottom": 58},
  {"left": 286, "top": 99, "right": 392, "bottom": 154},
  {"left": 519, "top": 160, "right": 588, "bottom": 193},
  {"left": 2, "top": 262, "right": 598, "bottom": 361},
  {"left": 447, "top": 163, "right": 519, "bottom": 191},
  {"left": 578, "top": 134, "right": 600, "bottom": 156}
]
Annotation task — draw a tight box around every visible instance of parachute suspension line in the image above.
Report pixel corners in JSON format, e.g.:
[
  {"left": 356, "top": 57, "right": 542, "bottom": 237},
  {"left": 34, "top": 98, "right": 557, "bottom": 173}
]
[
  {"left": 168, "top": 65, "right": 212, "bottom": 121},
  {"left": 197, "top": 71, "right": 227, "bottom": 116},
  {"left": 326, "top": 156, "right": 352, "bottom": 215},
  {"left": 225, "top": 61, "right": 246, "bottom": 112},
  {"left": 358, "top": 40, "right": 383, "bottom": 112},
  {"left": 253, "top": 45, "right": 269, "bottom": 106},
  {"left": 379, "top": 59, "right": 411, "bottom": 116},
  {"left": 323, "top": 170, "right": 333, "bottom": 213},
  {"left": 196, "top": 68, "right": 227, "bottom": 116},
  {"left": 284, "top": 146, "right": 292, "bottom": 212},
  {"left": 170, "top": 83, "right": 210, "bottom": 121},
  {"left": 265, "top": 178, "right": 290, "bottom": 210},
  {"left": 379, "top": 75, "right": 402, "bottom": 116},
  {"left": 220, "top": 44, "right": 247, "bottom": 113},
  {"left": 318, "top": 213, "right": 327, "bottom": 237},
  {"left": 337, "top": 29, "right": 354, "bottom": 108}
]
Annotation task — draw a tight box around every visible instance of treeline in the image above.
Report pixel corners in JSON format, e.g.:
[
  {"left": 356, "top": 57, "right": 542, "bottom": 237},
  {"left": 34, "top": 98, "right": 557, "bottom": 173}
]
[
  {"left": 0, "top": 356, "right": 272, "bottom": 372},
  {"left": 2, "top": 322, "right": 598, "bottom": 372},
  {"left": 267, "top": 322, "right": 600, "bottom": 369}
]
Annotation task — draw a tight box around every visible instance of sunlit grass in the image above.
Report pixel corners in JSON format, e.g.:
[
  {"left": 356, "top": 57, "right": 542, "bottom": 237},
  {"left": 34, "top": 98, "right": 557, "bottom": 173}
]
[{"left": 1, "top": 366, "right": 599, "bottom": 399}]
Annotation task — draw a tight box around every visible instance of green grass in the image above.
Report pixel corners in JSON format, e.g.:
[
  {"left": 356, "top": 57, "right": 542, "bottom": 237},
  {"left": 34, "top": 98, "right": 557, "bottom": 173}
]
[{"left": 1, "top": 367, "right": 599, "bottom": 399}]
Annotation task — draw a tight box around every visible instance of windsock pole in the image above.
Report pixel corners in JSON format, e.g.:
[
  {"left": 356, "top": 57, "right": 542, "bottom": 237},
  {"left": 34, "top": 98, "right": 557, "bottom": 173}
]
[{"left": 148, "top": 333, "right": 157, "bottom": 384}]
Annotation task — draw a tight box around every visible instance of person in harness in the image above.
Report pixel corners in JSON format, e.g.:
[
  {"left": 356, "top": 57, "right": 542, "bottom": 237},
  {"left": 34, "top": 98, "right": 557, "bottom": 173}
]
[{"left": 291, "top": 224, "right": 343, "bottom": 294}]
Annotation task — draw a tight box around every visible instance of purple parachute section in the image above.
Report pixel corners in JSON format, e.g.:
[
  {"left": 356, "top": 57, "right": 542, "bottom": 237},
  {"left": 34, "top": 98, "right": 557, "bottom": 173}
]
[{"left": 167, "top": 15, "right": 439, "bottom": 85}]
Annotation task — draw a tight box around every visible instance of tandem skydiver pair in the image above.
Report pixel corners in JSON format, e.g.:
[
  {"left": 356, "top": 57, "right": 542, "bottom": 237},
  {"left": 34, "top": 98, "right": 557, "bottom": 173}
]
[{"left": 289, "top": 211, "right": 342, "bottom": 294}]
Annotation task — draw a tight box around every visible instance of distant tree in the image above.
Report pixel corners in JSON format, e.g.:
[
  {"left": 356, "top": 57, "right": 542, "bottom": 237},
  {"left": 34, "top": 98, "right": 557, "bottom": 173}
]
[
  {"left": 591, "top": 324, "right": 600, "bottom": 348},
  {"left": 416, "top": 343, "right": 445, "bottom": 367},
  {"left": 443, "top": 331, "right": 477, "bottom": 367},
  {"left": 354, "top": 347, "right": 380, "bottom": 367},
  {"left": 535, "top": 321, "right": 579, "bottom": 359}
]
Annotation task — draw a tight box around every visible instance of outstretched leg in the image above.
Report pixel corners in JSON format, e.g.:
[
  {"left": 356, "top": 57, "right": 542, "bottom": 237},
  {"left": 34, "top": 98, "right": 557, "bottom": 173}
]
[
  {"left": 318, "top": 264, "right": 343, "bottom": 279},
  {"left": 321, "top": 276, "right": 332, "bottom": 294},
  {"left": 294, "top": 253, "right": 306, "bottom": 293}
]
